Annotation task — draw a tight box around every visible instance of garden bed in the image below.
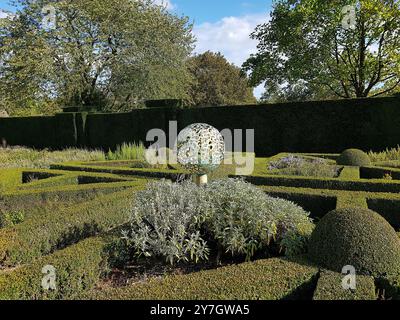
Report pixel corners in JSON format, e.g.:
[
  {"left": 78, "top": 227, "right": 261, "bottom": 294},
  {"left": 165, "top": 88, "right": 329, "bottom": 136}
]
[{"left": 1, "top": 150, "right": 400, "bottom": 300}]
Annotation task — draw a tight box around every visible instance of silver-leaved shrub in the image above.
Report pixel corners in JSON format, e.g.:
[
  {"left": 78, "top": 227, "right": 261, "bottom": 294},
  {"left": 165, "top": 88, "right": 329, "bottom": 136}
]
[
  {"left": 123, "top": 178, "right": 314, "bottom": 265},
  {"left": 204, "top": 179, "right": 314, "bottom": 260},
  {"left": 124, "top": 180, "right": 210, "bottom": 265}
]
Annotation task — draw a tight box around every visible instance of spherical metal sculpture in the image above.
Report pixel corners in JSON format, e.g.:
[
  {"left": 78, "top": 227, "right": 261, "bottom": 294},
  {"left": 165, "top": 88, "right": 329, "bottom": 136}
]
[{"left": 177, "top": 123, "right": 225, "bottom": 183}]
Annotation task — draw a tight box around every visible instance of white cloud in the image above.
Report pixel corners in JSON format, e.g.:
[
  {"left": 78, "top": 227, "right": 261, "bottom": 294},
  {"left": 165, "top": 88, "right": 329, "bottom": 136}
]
[
  {"left": 193, "top": 14, "right": 267, "bottom": 67},
  {"left": 193, "top": 14, "right": 269, "bottom": 98},
  {"left": 0, "top": 10, "right": 9, "bottom": 19},
  {"left": 153, "top": 0, "right": 175, "bottom": 10}
]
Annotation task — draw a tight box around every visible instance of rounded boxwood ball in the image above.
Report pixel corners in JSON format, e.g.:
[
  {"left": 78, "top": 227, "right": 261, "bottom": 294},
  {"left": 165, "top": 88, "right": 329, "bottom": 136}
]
[
  {"left": 337, "top": 149, "right": 371, "bottom": 166},
  {"left": 309, "top": 208, "right": 400, "bottom": 278}
]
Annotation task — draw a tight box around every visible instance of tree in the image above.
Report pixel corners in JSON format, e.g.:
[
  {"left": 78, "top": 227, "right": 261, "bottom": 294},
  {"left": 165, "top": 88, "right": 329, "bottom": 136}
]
[
  {"left": 0, "top": 0, "right": 194, "bottom": 114},
  {"left": 243, "top": 0, "right": 400, "bottom": 101},
  {"left": 188, "top": 51, "right": 256, "bottom": 106}
]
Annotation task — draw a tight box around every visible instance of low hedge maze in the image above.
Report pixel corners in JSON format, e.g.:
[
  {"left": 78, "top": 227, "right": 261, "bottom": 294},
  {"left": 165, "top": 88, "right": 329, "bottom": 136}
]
[{"left": 1, "top": 153, "right": 399, "bottom": 300}]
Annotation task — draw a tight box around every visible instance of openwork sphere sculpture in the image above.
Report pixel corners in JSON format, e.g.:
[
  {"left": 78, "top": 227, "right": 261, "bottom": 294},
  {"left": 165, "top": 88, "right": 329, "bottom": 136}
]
[{"left": 177, "top": 123, "right": 225, "bottom": 176}]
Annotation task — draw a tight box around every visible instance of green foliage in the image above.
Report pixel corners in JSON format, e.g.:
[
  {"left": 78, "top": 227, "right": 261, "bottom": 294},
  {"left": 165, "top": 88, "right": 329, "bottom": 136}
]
[
  {"left": 0, "top": 236, "right": 108, "bottom": 300},
  {"left": 313, "top": 270, "right": 376, "bottom": 301},
  {"left": 1, "top": 96, "right": 400, "bottom": 156},
  {"left": 337, "top": 149, "right": 371, "bottom": 166},
  {"left": 0, "top": 188, "right": 140, "bottom": 267},
  {"left": 205, "top": 179, "right": 313, "bottom": 260},
  {"left": 0, "top": 190, "right": 112, "bottom": 229},
  {"left": 336, "top": 193, "right": 368, "bottom": 209},
  {"left": 268, "top": 155, "right": 340, "bottom": 178},
  {"left": 0, "top": 0, "right": 194, "bottom": 114},
  {"left": 259, "top": 179, "right": 400, "bottom": 229},
  {"left": 369, "top": 146, "right": 400, "bottom": 162},
  {"left": 0, "top": 147, "right": 105, "bottom": 169},
  {"left": 246, "top": 173, "right": 400, "bottom": 194},
  {"left": 106, "top": 142, "right": 146, "bottom": 161},
  {"left": 280, "top": 222, "right": 315, "bottom": 258},
  {"left": 373, "top": 160, "right": 400, "bottom": 169},
  {"left": 366, "top": 197, "right": 400, "bottom": 230},
  {"left": 279, "top": 164, "right": 339, "bottom": 178},
  {"left": 4, "top": 150, "right": 400, "bottom": 300},
  {"left": 122, "top": 179, "right": 312, "bottom": 264},
  {"left": 187, "top": 51, "right": 257, "bottom": 106},
  {"left": 124, "top": 180, "right": 210, "bottom": 265},
  {"left": 51, "top": 162, "right": 182, "bottom": 180},
  {"left": 361, "top": 166, "right": 400, "bottom": 180},
  {"left": 338, "top": 166, "right": 360, "bottom": 180},
  {"left": 2, "top": 179, "right": 142, "bottom": 210},
  {"left": 0, "top": 169, "right": 21, "bottom": 192},
  {"left": 261, "top": 186, "right": 338, "bottom": 220},
  {"left": 309, "top": 208, "right": 400, "bottom": 278},
  {"left": 83, "top": 257, "right": 319, "bottom": 300},
  {"left": 145, "top": 99, "right": 184, "bottom": 109},
  {"left": 243, "top": 0, "right": 400, "bottom": 100},
  {"left": 0, "top": 210, "right": 25, "bottom": 228},
  {"left": 376, "top": 275, "right": 400, "bottom": 300},
  {"left": 383, "top": 173, "right": 393, "bottom": 180}
]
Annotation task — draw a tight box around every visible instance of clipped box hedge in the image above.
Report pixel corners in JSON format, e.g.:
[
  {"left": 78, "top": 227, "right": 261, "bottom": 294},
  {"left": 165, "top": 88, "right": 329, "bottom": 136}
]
[
  {"left": 20, "top": 169, "right": 83, "bottom": 189},
  {"left": 313, "top": 270, "right": 376, "bottom": 300},
  {"left": 1, "top": 179, "right": 145, "bottom": 208},
  {"left": 1, "top": 96, "right": 400, "bottom": 154},
  {"left": 19, "top": 173, "right": 78, "bottom": 190},
  {"left": 373, "top": 160, "right": 400, "bottom": 169},
  {"left": 51, "top": 162, "right": 187, "bottom": 180},
  {"left": 259, "top": 183, "right": 400, "bottom": 226},
  {"left": 367, "top": 197, "right": 400, "bottom": 229},
  {"left": 84, "top": 257, "right": 319, "bottom": 300},
  {"left": 298, "top": 153, "right": 340, "bottom": 161},
  {"left": 0, "top": 187, "right": 143, "bottom": 267},
  {"left": 261, "top": 187, "right": 337, "bottom": 219},
  {"left": 361, "top": 166, "right": 400, "bottom": 180},
  {"left": 0, "top": 236, "right": 109, "bottom": 300},
  {"left": 243, "top": 174, "right": 400, "bottom": 193},
  {"left": 0, "top": 169, "right": 22, "bottom": 192},
  {"left": 19, "top": 169, "right": 136, "bottom": 190},
  {"left": 338, "top": 166, "right": 360, "bottom": 180},
  {"left": 2, "top": 168, "right": 136, "bottom": 192},
  {"left": 336, "top": 193, "right": 368, "bottom": 209}
]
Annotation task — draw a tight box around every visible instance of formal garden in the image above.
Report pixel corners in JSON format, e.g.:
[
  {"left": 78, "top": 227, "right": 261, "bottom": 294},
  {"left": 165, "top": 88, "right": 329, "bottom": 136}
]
[
  {"left": 2, "top": 139, "right": 400, "bottom": 300},
  {"left": 0, "top": 0, "right": 399, "bottom": 304}
]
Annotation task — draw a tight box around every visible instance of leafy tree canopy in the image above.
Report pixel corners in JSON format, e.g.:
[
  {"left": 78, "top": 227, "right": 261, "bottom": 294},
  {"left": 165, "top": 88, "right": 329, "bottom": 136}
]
[
  {"left": 188, "top": 51, "right": 257, "bottom": 107},
  {"left": 0, "top": 0, "right": 195, "bottom": 114},
  {"left": 243, "top": 0, "right": 400, "bottom": 101}
]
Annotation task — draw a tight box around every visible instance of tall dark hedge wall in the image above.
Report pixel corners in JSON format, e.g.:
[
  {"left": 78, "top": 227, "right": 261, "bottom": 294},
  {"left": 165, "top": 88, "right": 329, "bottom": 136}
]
[{"left": 0, "top": 96, "right": 399, "bottom": 156}]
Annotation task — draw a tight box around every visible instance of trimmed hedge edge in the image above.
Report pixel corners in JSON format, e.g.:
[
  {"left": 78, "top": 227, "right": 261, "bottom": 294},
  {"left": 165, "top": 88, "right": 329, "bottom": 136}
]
[
  {"left": 0, "top": 186, "right": 144, "bottom": 267},
  {"left": 82, "top": 257, "right": 319, "bottom": 300},
  {"left": 0, "top": 236, "right": 109, "bottom": 300},
  {"left": 313, "top": 270, "right": 376, "bottom": 300}
]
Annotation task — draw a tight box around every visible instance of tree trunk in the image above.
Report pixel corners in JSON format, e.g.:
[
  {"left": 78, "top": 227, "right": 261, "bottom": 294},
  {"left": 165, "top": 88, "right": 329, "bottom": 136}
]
[{"left": 356, "top": 18, "right": 367, "bottom": 97}]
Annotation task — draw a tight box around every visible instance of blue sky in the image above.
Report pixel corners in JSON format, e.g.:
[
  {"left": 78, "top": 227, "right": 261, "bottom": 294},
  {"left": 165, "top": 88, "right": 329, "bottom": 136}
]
[
  {"left": 171, "top": 0, "right": 272, "bottom": 23},
  {"left": 0, "top": 0, "right": 11, "bottom": 12},
  {"left": 0, "top": 0, "right": 272, "bottom": 23},
  {"left": 0, "top": 0, "right": 273, "bottom": 96}
]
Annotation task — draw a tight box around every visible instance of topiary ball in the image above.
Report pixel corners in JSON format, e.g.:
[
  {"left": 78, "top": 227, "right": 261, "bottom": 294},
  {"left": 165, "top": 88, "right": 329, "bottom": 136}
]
[
  {"left": 336, "top": 149, "right": 371, "bottom": 166},
  {"left": 309, "top": 208, "right": 400, "bottom": 278}
]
